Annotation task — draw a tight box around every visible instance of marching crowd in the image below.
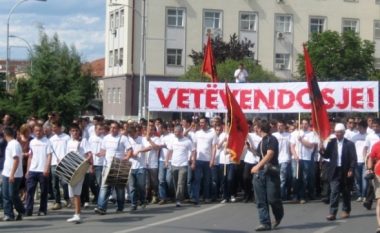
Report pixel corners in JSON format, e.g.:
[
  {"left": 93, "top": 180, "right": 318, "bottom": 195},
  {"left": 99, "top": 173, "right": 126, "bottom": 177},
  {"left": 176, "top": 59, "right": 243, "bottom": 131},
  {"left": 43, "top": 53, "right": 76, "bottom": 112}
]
[{"left": 1, "top": 112, "right": 380, "bottom": 231}]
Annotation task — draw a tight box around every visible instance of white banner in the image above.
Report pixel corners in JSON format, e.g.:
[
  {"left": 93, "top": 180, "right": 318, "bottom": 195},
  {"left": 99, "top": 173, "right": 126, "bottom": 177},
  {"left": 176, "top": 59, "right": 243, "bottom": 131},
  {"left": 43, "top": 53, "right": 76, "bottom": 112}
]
[{"left": 148, "top": 81, "right": 378, "bottom": 113}]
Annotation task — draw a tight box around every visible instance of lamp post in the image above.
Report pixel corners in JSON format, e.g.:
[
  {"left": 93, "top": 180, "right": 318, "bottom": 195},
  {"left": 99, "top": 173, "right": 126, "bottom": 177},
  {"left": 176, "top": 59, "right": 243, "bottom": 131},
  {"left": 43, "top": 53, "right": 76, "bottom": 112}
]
[
  {"left": 9, "top": 35, "right": 33, "bottom": 74},
  {"left": 109, "top": 0, "right": 146, "bottom": 120},
  {"left": 6, "top": 0, "right": 46, "bottom": 91}
]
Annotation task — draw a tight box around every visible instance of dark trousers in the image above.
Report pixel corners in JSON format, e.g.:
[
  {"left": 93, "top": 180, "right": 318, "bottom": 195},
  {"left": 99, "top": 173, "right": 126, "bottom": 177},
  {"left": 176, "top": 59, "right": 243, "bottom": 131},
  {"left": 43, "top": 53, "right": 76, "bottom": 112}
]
[
  {"left": 2, "top": 176, "right": 25, "bottom": 218},
  {"left": 211, "top": 165, "right": 221, "bottom": 200},
  {"left": 243, "top": 163, "right": 255, "bottom": 200},
  {"left": 51, "top": 165, "right": 69, "bottom": 204},
  {"left": 146, "top": 168, "right": 159, "bottom": 200},
  {"left": 26, "top": 171, "right": 49, "bottom": 214},
  {"left": 329, "top": 168, "right": 352, "bottom": 215},
  {"left": 253, "top": 170, "right": 284, "bottom": 227},
  {"left": 219, "top": 164, "right": 236, "bottom": 200}
]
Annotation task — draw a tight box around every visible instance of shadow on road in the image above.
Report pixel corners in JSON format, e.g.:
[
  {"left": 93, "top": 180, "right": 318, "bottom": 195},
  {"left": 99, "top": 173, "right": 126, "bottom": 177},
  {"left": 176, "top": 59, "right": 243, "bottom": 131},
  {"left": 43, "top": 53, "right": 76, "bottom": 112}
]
[{"left": 284, "top": 221, "right": 339, "bottom": 230}]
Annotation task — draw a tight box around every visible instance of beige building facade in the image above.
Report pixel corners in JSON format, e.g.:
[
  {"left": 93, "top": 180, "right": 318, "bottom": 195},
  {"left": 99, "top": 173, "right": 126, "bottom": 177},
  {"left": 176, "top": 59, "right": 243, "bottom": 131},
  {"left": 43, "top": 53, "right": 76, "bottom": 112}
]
[{"left": 104, "top": 0, "right": 380, "bottom": 119}]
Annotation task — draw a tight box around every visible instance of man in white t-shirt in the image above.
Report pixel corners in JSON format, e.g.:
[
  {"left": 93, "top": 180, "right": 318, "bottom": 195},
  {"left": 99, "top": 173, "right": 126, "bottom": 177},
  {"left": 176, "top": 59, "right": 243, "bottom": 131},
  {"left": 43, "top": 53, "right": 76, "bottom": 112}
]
[
  {"left": 94, "top": 121, "right": 133, "bottom": 215},
  {"left": 351, "top": 120, "right": 367, "bottom": 202},
  {"left": 2, "top": 127, "right": 25, "bottom": 221},
  {"left": 167, "top": 125, "right": 195, "bottom": 207},
  {"left": 191, "top": 116, "right": 217, "bottom": 204},
  {"left": 273, "top": 120, "right": 292, "bottom": 201},
  {"left": 345, "top": 117, "right": 358, "bottom": 141},
  {"left": 290, "top": 119, "right": 318, "bottom": 204},
  {"left": 25, "top": 124, "right": 53, "bottom": 216},
  {"left": 234, "top": 63, "right": 248, "bottom": 83},
  {"left": 49, "top": 121, "right": 70, "bottom": 210},
  {"left": 158, "top": 124, "right": 174, "bottom": 205}
]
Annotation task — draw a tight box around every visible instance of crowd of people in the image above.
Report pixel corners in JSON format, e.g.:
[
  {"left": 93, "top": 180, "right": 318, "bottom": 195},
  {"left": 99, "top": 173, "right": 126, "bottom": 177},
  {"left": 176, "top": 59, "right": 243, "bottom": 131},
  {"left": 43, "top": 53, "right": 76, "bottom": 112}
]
[{"left": 1, "top": 112, "right": 380, "bottom": 232}]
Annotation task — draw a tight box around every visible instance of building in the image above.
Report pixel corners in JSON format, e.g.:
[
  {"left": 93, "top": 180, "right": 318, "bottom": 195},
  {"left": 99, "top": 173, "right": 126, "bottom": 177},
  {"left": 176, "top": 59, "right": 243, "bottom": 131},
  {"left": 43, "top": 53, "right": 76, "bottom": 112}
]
[{"left": 104, "top": 0, "right": 380, "bottom": 119}]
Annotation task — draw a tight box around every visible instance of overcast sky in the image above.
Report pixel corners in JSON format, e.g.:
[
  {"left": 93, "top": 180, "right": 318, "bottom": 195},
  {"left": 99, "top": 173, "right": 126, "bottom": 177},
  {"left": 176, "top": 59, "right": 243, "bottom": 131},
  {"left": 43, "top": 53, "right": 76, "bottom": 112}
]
[{"left": 0, "top": 0, "right": 105, "bottom": 62}]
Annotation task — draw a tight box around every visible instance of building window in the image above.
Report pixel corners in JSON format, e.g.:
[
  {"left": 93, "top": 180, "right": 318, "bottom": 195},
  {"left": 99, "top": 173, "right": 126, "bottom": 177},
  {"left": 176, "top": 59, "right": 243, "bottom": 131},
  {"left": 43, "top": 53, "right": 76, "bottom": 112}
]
[
  {"left": 119, "top": 48, "right": 124, "bottom": 66},
  {"left": 275, "top": 53, "right": 290, "bottom": 70},
  {"left": 109, "top": 50, "right": 113, "bottom": 67},
  {"left": 107, "top": 88, "right": 111, "bottom": 103},
  {"left": 112, "top": 88, "right": 117, "bottom": 104},
  {"left": 204, "top": 11, "right": 221, "bottom": 29},
  {"left": 276, "top": 15, "right": 292, "bottom": 33},
  {"left": 110, "top": 13, "right": 114, "bottom": 30},
  {"left": 342, "top": 18, "right": 359, "bottom": 33},
  {"left": 120, "top": 9, "right": 124, "bottom": 27},
  {"left": 309, "top": 17, "right": 326, "bottom": 35},
  {"left": 117, "top": 88, "right": 121, "bottom": 104},
  {"left": 167, "top": 49, "right": 182, "bottom": 66},
  {"left": 240, "top": 12, "right": 257, "bottom": 31},
  {"left": 114, "top": 49, "right": 118, "bottom": 66},
  {"left": 115, "top": 11, "right": 119, "bottom": 28},
  {"left": 344, "top": 0, "right": 358, "bottom": 2},
  {"left": 167, "top": 8, "right": 184, "bottom": 27},
  {"left": 375, "top": 21, "right": 380, "bottom": 39}
]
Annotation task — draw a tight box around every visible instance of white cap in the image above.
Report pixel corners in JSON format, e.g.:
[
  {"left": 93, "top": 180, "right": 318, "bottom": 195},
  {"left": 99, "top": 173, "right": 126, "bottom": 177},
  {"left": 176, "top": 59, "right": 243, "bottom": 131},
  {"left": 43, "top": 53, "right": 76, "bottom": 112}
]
[{"left": 334, "top": 123, "right": 345, "bottom": 132}]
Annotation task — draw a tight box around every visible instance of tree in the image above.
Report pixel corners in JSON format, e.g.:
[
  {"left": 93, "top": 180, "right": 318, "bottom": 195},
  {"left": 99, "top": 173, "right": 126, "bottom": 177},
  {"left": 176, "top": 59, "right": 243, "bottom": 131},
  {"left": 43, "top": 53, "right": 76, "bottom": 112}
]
[
  {"left": 0, "top": 32, "right": 97, "bottom": 125},
  {"left": 297, "top": 30, "right": 376, "bottom": 81},
  {"left": 189, "top": 33, "right": 255, "bottom": 65}
]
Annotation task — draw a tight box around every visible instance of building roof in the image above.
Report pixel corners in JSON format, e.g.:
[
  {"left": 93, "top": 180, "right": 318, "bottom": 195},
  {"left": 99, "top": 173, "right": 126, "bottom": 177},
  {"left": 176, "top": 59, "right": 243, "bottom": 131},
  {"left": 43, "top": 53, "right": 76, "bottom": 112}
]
[
  {"left": 0, "top": 59, "right": 30, "bottom": 74},
  {"left": 82, "top": 58, "right": 105, "bottom": 78}
]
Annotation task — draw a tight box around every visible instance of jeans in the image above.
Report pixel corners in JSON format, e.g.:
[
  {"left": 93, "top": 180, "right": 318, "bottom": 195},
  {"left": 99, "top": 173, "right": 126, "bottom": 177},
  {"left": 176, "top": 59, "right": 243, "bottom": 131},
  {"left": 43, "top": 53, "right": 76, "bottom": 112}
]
[
  {"left": 243, "top": 163, "right": 255, "bottom": 200},
  {"left": 253, "top": 170, "right": 284, "bottom": 227},
  {"left": 187, "top": 162, "right": 194, "bottom": 198},
  {"left": 94, "top": 166, "right": 103, "bottom": 187},
  {"left": 146, "top": 168, "right": 159, "bottom": 200},
  {"left": 191, "top": 160, "right": 211, "bottom": 202},
  {"left": 329, "top": 168, "right": 351, "bottom": 215},
  {"left": 172, "top": 166, "right": 187, "bottom": 201},
  {"left": 51, "top": 165, "right": 69, "bottom": 204},
  {"left": 26, "top": 171, "right": 49, "bottom": 214},
  {"left": 129, "top": 168, "right": 146, "bottom": 207},
  {"left": 355, "top": 162, "right": 367, "bottom": 198},
  {"left": 0, "top": 169, "right": 3, "bottom": 209},
  {"left": 97, "top": 183, "right": 125, "bottom": 211},
  {"left": 219, "top": 164, "right": 235, "bottom": 200},
  {"left": 292, "top": 159, "right": 314, "bottom": 200},
  {"left": 211, "top": 165, "right": 220, "bottom": 200},
  {"left": 158, "top": 161, "right": 172, "bottom": 200},
  {"left": 279, "top": 162, "right": 292, "bottom": 200},
  {"left": 2, "top": 176, "right": 24, "bottom": 218}
]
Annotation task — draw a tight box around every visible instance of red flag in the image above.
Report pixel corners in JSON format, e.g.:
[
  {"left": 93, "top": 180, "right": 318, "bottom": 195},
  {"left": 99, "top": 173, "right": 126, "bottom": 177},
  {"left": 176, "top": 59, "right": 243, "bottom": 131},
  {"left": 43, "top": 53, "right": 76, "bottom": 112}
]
[
  {"left": 225, "top": 83, "right": 249, "bottom": 163},
  {"left": 202, "top": 35, "right": 218, "bottom": 82},
  {"left": 303, "top": 44, "right": 330, "bottom": 141}
]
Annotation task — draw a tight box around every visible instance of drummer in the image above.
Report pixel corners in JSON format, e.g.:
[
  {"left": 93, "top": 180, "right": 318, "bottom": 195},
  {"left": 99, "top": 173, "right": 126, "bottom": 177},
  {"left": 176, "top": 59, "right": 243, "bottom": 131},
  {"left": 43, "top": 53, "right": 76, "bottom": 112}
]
[
  {"left": 66, "top": 123, "right": 91, "bottom": 224},
  {"left": 94, "top": 121, "right": 133, "bottom": 215}
]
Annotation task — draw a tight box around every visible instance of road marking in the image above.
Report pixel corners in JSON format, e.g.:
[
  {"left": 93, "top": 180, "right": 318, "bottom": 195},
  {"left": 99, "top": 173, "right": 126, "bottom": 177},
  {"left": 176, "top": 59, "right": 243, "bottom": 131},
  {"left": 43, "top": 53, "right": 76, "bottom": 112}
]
[
  {"left": 112, "top": 204, "right": 224, "bottom": 233},
  {"left": 312, "top": 220, "right": 347, "bottom": 233}
]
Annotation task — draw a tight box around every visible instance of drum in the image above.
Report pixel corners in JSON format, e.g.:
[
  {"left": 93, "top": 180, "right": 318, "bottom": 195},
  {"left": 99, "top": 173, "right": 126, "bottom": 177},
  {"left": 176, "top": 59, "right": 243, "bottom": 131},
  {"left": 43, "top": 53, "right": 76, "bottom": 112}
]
[
  {"left": 103, "top": 157, "right": 131, "bottom": 186},
  {"left": 56, "top": 152, "right": 90, "bottom": 186}
]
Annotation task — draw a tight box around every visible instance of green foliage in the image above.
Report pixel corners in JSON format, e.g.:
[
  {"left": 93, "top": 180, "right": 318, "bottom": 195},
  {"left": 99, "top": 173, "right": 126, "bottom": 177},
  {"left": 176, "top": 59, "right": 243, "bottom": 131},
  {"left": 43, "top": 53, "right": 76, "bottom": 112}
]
[
  {"left": 297, "top": 30, "right": 376, "bottom": 81},
  {"left": 0, "top": 32, "right": 97, "bottom": 126},
  {"left": 180, "top": 59, "right": 279, "bottom": 83},
  {"left": 189, "top": 33, "right": 254, "bottom": 65}
]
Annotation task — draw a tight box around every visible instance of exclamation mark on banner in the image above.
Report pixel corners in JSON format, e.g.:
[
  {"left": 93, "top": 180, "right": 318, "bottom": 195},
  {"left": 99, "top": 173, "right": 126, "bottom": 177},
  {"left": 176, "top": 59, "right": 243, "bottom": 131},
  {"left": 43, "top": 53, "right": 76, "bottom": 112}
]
[{"left": 367, "top": 88, "right": 374, "bottom": 108}]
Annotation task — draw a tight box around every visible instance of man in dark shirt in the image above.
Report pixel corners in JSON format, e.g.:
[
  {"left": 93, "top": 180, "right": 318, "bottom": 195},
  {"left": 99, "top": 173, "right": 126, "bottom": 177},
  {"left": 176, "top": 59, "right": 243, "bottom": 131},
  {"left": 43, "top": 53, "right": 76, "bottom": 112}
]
[
  {"left": 0, "top": 131, "right": 8, "bottom": 209},
  {"left": 251, "top": 119, "right": 283, "bottom": 231}
]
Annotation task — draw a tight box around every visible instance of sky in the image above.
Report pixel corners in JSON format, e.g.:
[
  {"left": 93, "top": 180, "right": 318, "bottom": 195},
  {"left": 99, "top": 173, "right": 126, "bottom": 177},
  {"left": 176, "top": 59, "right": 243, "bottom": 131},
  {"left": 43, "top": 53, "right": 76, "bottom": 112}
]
[{"left": 0, "top": 0, "right": 105, "bottom": 62}]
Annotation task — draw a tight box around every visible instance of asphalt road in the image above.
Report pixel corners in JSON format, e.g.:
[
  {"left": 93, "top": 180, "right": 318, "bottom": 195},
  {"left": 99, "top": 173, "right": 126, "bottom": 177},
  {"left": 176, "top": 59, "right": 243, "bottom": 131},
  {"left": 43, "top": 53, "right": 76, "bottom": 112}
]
[{"left": 0, "top": 200, "right": 377, "bottom": 233}]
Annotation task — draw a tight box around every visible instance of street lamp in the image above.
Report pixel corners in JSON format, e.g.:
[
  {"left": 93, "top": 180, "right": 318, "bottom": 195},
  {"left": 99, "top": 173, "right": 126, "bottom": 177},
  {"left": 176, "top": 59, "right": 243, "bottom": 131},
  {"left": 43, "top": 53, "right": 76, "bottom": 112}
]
[
  {"left": 6, "top": 0, "right": 47, "bottom": 91},
  {"left": 109, "top": 0, "right": 146, "bottom": 120},
  {"left": 9, "top": 35, "right": 33, "bottom": 74}
]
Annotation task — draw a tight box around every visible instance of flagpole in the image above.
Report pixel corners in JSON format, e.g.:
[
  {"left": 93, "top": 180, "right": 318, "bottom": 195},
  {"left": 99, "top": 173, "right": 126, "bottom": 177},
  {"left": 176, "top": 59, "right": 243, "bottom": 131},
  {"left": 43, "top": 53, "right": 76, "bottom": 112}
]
[
  {"left": 224, "top": 110, "right": 228, "bottom": 176},
  {"left": 296, "top": 112, "right": 301, "bottom": 180}
]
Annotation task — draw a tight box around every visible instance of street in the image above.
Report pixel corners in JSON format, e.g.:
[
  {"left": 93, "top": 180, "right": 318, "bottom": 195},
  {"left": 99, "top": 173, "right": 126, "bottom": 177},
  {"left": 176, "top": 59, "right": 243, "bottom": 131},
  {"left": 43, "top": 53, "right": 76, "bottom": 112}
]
[{"left": 0, "top": 200, "right": 376, "bottom": 233}]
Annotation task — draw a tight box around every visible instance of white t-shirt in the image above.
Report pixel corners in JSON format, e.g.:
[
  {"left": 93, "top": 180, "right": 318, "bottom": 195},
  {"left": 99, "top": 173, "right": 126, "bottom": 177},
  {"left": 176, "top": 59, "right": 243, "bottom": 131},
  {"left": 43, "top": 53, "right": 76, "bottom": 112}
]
[
  {"left": 88, "top": 124, "right": 95, "bottom": 137},
  {"left": 88, "top": 134, "right": 105, "bottom": 166},
  {"left": 273, "top": 131, "right": 291, "bottom": 163},
  {"left": 364, "top": 132, "right": 380, "bottom": 154},
  {"left": 217, "top": 132, "right": 229, "bottom": 165},
  {"left": 101, "top": 134, "right": 132, "bottom": 167},
  {"left": 2, "top": 139, "right": 23, "bottom": 178},
  {"left": 49, "top": 133, "right": 70, "bottom": 166},
  {"left": 143, "top": 136, "right": 161, "bottom": 169},
  {"left": 344, "top": 128, "right": 358, "bottom": 141},
  {"left": 234, "top": 68, "right": 248, "bottom": 83},
  {"left": 290, "top": 130, "right": 318, "bottom": 161},
  {"left": 351, "top": 132, "right": 367, "bottom": 163},
  {"left": 29, "top": 137, "right": 53, "bottom": 172},
  {"left": 67, "top": 138, "right": 89, "bottom": 158},
  {"left": 194, "top": 129, "right": 217, "bottom": 161},
  {"left": 244, "top": 132, "right": 261, "bottom": 164},
  {"left": 128, "top": 136, "right": 145, "bottom": 169},
  {"left": 168, "top": 136, "right": 194, "bottom": 167},
  {"left": 159, "top": 133, "right": 174, "bottom": 162}
]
